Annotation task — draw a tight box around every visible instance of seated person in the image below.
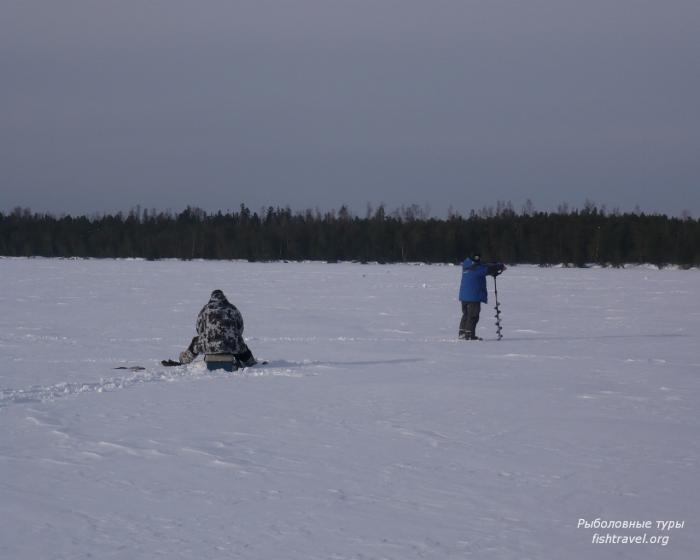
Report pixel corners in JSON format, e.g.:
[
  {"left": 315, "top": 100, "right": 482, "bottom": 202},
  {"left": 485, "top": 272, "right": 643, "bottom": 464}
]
[{"left": 179, "top": 289, "right": 257, "bottom": 371}]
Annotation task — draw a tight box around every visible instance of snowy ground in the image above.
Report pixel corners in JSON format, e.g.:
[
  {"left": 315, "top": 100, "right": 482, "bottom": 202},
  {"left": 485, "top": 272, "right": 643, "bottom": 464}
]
[{"left": 1, "top": 258, "right": 698, "bottom": 559}]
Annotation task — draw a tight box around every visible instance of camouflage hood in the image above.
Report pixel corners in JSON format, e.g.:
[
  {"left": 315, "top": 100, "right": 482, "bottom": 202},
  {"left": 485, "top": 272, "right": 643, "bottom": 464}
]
[{"left": 194, "top": 289, "right": 245, "bottom": 355}]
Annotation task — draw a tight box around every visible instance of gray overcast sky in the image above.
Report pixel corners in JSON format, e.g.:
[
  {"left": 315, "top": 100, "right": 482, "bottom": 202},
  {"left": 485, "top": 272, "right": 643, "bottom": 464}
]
[{"left": 1, "top": 0, "right": 699, "bottom": 216}]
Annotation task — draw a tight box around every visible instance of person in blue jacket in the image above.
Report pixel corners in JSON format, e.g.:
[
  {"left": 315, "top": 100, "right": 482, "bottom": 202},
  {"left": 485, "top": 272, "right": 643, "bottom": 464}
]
[{"left": 458, "top": 252, "right": 505, "bottom": 340}]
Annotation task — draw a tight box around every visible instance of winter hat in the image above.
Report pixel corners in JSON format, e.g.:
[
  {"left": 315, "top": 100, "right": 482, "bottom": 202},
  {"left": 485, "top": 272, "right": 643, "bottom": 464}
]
[{"left": 470, "top": 252, "right": 481, "bottom": 262}]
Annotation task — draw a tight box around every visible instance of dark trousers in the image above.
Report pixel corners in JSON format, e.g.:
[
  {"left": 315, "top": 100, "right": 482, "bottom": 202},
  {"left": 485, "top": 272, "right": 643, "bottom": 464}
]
[{"left": 459, "top": 301, "right": 481, "bottom": 338}]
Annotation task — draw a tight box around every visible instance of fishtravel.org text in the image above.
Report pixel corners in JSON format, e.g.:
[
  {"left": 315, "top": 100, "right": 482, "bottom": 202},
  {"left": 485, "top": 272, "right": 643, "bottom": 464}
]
[{"left": 578, "top": 518, "right": 685, "bottom": 547}]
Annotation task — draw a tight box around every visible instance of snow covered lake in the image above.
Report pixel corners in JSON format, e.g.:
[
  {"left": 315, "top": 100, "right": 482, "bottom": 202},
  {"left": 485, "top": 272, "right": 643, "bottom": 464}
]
[{"left": 1, "top": 258, "right": 698, "bottom": 559}]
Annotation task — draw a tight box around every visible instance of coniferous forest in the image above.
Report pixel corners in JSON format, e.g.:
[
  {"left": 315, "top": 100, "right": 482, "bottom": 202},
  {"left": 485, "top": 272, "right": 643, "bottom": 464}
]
[{"left": 1, "top": 203, "right": 698, "bottom": 267}]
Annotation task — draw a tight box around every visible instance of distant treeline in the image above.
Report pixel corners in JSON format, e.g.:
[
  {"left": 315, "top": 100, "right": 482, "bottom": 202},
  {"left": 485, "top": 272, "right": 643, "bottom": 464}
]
[{"left": 1, "top": 203, "right": 698, "bottom": 266}]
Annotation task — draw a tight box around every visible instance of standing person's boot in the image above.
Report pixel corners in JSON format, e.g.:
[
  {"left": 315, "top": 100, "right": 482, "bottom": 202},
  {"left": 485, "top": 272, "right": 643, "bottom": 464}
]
[{"left": 460, "top": 330, "right": 482, "bottom": 341}]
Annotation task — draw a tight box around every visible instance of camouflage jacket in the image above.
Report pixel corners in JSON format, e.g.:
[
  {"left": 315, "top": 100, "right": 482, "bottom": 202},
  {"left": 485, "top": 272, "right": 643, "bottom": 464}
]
[{"left": 179, "top": 290, "right": 246, "bottom": 363}]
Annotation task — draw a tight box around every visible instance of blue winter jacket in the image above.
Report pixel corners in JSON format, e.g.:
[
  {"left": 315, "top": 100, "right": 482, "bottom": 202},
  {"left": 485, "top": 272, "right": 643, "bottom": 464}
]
[{"left": 459, "top": 258, "right": 489, "bottom": 302}]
